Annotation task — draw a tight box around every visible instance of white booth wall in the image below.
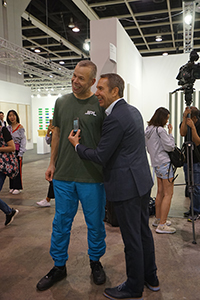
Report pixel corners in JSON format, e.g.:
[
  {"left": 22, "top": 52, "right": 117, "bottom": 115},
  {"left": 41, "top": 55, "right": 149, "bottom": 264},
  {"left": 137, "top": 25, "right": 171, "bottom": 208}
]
[{"left": 90, "top": 18, "right": 143, "bottom": 110}]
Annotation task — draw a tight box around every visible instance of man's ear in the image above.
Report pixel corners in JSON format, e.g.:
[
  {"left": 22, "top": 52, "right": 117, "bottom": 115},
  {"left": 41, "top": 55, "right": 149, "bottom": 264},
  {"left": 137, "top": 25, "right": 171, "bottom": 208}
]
[
  {"left": 91, "top": 78, "right": 96, "bottom": 86},
  {"left": 112, "top": 86, "right": 119, "bottom": 98}
]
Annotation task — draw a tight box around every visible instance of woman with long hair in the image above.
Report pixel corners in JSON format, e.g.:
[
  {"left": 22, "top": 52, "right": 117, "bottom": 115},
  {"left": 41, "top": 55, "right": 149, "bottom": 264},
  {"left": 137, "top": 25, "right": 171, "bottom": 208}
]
[
  {"left": 145, "top": 107, "right": 176, "bottom": 234},
  {"left": 7, "top": 110, "right": 26, "bottom": 195}
]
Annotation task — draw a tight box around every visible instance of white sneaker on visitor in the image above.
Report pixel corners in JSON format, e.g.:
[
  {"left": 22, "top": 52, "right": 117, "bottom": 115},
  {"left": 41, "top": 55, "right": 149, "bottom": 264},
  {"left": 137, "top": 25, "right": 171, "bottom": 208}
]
[
  {"left": 36, "top": 199, "right": 51, "bottom": 207},
  {"left": 12, "top": 189, "right": 21, "bottom": 195},
  {"left": 9, "top": 189, "right": 14, "bottom": 193},
  {"left": 152, "top": 218, "right": 172, "bottom": 227},
  {"left": 156, "top": 223, "right": 176, "bottom": 234}
]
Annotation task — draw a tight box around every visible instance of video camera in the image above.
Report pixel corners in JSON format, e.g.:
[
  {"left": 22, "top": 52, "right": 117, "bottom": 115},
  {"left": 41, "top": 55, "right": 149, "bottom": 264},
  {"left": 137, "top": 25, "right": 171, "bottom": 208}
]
[
  {"left": 176, "top": 50, "right": 200, "bottom": 86},
  {"left": 173, "top": 50, "right": 200, "bottom": 106}
]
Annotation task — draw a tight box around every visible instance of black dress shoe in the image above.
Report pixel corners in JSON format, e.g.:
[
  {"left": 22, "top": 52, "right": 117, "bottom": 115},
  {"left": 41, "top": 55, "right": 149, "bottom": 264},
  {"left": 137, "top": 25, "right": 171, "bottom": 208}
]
[
  {"left": 90, "top": 260, "right": 106, "bottom": 285},
  {"left": 145, "top": 276, "right": 160, "bottom": 291},
  {"left": 36, "top": 266, "right": 67, "bottom": 291},
  {"left": 103, "top": 282, "right": 143, "bottom": 300}
]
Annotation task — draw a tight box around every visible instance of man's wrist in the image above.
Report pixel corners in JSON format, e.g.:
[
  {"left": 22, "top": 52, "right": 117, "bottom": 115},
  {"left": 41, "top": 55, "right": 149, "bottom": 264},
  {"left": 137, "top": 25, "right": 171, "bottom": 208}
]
[{"left": 75, "top": 143, "right": 79, "bottom": 152}]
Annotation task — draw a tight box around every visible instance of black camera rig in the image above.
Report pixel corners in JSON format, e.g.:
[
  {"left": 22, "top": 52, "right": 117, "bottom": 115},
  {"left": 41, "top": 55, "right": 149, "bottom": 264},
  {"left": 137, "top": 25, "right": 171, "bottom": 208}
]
[{"left": 173, "top": 50, "right": 200, "bottom": 106}]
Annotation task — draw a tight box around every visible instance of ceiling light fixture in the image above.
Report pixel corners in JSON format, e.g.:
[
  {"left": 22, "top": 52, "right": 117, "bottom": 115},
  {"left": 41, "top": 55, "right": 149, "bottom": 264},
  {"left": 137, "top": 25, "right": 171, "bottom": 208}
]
[
  {"left": 184, "top": 13, "right": 192, "bottom": 25},
  {"left": 2, "top": 0, "right": 7, "bottom": 7},
  {"left": 72, "top": 26, "right": 80, "bottom": 32},
  {"left": 68, "top": 17, "right": 75, "bottom": 28},
  {"left": 162, "top": 52, "right": 168, "bottom": 56},
  {"left": 155, "top": 35, "right": 162, "bottom": 42},
  {"left": 83, "top": 39, "right": 90, "bottom": 51},
  {"left": 34, "top": 48, "right": 41, "bottom": 53},
  {"left": 59, "top": 61, "right": 65, "bottom": 65}
]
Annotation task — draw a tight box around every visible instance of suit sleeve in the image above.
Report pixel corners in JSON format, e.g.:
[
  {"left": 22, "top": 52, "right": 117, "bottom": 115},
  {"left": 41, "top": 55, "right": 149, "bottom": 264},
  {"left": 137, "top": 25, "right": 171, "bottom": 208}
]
[{"left": 77, "top": 116, "right": 124, "bottom": 167}]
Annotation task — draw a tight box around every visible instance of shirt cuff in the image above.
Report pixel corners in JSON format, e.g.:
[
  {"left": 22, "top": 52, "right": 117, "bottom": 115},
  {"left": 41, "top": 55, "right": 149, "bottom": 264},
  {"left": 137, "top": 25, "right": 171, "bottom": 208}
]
[{"left": 75, "top": 144, "right": 79, "bottom": 152}]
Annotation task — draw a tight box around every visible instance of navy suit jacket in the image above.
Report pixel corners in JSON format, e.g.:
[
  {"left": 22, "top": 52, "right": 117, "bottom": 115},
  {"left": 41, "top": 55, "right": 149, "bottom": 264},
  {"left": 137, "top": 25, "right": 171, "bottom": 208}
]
[{"left": 77, "top": 99, "right": 153, "bottom": 202}]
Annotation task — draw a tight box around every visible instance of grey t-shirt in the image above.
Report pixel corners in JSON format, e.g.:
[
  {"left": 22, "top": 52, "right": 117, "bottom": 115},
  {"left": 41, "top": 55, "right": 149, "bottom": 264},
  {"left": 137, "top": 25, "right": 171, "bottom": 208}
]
[{"left": 53, "top": 93, "right": 105, "bottom": 183}]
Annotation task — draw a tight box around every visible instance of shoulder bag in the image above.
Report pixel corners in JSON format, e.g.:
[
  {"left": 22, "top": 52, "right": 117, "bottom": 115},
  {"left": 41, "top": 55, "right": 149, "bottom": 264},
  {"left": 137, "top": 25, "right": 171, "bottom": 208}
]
[{"left": 0, "top": 129, "right": 19, "bottom": 178}]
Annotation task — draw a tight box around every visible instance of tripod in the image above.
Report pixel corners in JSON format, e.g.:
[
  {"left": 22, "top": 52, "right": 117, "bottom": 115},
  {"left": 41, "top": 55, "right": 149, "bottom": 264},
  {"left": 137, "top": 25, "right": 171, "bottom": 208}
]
[{"left": 183, "top": 88, "right": 197, "bottom": 244}]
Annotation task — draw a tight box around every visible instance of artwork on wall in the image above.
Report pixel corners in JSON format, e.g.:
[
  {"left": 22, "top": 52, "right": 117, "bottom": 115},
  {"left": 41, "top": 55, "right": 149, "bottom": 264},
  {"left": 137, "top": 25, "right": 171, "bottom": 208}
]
[{"left": 38, "top": 107, "right": 54, "bottom": 130}]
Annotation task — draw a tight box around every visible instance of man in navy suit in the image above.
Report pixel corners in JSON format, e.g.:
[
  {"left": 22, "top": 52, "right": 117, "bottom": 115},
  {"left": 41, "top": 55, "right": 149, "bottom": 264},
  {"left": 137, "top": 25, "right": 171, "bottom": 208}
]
[{"left": 68, "top": 73, "right": 159, "bottom": 300}]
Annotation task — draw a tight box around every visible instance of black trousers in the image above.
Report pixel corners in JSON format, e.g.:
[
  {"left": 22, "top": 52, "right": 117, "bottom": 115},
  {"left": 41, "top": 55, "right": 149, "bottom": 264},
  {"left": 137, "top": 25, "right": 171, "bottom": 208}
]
[
  {"left": 113, "top": 191, "right": 157, "bottom": 294},
  {"left": 9, "top": 151, "right": 23, "bottom": 190},
  {"left": 47, "top": 181, "right": 55, "bottom": 199}
]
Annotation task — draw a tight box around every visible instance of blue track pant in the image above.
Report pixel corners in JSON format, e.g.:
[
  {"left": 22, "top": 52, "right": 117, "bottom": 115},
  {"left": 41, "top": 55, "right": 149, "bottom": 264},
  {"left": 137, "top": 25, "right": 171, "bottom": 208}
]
[{"left": 50, "top": 180, "right": 106, "bottom": 266}]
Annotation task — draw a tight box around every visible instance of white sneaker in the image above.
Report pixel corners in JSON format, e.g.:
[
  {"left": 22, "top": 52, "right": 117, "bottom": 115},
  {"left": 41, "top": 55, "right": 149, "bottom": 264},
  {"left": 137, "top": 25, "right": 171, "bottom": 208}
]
[
  {"left": 12, "top": 189, "right": 21, "bottom": 195},
  {"left": 36, "top": 199, "right": 51, "bottom": 207},
  {"left": 152, "top": 218, "right": 172, "bottom": 227},
  {"left": 9, "top": 189, "right": 14, "bottom": 193},
  {"left": 156, "top": 224, "right": 176, "bottom": 234}
]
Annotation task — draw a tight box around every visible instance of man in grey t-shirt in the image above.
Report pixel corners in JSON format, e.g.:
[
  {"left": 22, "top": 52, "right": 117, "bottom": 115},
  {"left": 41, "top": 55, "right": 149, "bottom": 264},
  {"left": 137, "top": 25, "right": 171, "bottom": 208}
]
[{"left": 36, "top": 61, "right": 106, "bottom": 291}]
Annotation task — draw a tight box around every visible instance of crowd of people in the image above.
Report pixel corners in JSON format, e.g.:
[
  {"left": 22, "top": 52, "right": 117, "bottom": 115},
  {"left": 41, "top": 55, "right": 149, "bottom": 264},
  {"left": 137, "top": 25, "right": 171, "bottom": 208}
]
[{"left": 1, "top": 60, "right": 200, "bottom": 300}]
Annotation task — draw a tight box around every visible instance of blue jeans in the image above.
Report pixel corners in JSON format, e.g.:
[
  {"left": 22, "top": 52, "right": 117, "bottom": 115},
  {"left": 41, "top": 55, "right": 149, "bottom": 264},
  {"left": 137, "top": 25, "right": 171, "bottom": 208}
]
[
  {"left": 184, "top": 163, "right": 200, "bottom": 214},
  {"left": 50, "top": 180, "right": 106, "bottom": 266},
  {"left": 0, "top": 172, "right": 12, "bottom": 215}
]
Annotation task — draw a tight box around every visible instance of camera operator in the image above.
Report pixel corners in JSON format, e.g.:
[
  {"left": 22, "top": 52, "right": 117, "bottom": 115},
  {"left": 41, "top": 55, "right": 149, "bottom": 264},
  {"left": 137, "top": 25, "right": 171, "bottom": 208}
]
[{"left": 180, "top": 106, "right": 200, "bottom": 221}]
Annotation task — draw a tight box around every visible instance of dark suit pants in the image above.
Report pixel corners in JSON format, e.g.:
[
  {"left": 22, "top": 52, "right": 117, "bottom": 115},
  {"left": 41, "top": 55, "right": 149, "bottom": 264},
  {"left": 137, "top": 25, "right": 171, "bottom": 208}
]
[{"left": 113, "top": 191, "right": 157, "bottom": 294}]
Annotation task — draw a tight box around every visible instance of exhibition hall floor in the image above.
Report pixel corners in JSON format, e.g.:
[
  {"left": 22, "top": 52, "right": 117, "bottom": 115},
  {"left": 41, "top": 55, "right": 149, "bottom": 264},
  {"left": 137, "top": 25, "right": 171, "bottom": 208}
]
[{"left": 0, "top": 146, "right": 200, "bottom": 300}]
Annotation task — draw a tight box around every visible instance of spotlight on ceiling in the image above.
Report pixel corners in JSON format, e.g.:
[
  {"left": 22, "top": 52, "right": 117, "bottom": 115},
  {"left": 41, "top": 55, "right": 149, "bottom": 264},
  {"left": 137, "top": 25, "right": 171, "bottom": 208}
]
[
  {"left": 59, "top": 61, "right": 65, "bottom": 65},
  {"left": 184, "top": 13, "right": 192, "bottom": 25},
  {"left": 72, "top": 26, "right": 80, "bottom": 32},
  {"left": 34, "top": 48, "right": 41, "bottom": 53},
  {"left": 155, "top": 35, "right": 162, "bottom": 42},
  {"left": 162, "top": 52, "right": 168, "bottom": 56},
  {"left": 83, "top": 39, "right": 90, "bottom": 51},
  {"left": 68, "top": 17, "right": 75, "bottom": 28},
  {"left": 2, "top": 0, "right": 7, "bottom": 7}
]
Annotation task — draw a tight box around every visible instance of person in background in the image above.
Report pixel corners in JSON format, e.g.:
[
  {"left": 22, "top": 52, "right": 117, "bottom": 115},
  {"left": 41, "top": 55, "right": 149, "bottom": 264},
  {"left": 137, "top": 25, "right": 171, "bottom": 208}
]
[
  {"left": 145, "top": 107, "right": 176, "bottom": 234},
  {"left": 6, "top": 110, "right": 26, "bottom": 195},
  {"left": 0, "top": 111, "right": 6, "bottom": 127},
  {"left": 36, "top": 60, "right": 106, "bottom": 292},
  {"left": 68, "top": 73, "right": 159, "bottom": 300},
  {"left": 180, "top": 106, "right": 200, "bottom": 221},
  {"left": 37, "top": 120, "right": 55, "bottom": 207},
  {"left": 0, "top": 124, "right": 19, "bottom": 225}
]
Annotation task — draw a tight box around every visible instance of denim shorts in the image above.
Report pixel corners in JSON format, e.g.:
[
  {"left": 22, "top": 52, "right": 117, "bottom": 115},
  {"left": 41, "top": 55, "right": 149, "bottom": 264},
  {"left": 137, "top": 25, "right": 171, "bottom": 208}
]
[{"left": 154, "top": 162, "right": 174, "bottom": 179}]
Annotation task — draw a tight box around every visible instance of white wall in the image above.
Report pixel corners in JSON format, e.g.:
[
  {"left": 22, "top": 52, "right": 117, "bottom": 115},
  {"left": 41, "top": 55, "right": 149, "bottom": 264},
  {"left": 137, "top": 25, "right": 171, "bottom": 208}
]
[
  {"left": 0, "top": 79, "right": 33, "bottom": 150},
  {"left": 90, "top": 18, "right": 143, "bottom": 111},
  {"left": 116, "top": 20, "right": 143, "bottom": 110},
  {"left": 90, "top": 18, "right": 117, "bottom": 93}
]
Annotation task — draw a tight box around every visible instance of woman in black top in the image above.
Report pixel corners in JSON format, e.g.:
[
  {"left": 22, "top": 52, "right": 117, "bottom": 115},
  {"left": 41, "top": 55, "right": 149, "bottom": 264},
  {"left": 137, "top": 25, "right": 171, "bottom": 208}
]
[{"left": 0, "top": 125, "right": 19, "bottom": 225}]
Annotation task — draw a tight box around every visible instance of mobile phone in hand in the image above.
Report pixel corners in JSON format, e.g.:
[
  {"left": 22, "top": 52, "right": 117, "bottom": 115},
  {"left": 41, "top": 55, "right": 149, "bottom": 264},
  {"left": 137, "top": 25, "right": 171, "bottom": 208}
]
[{"left": 73, "top": 117, "right": 79, "bottom": 134}]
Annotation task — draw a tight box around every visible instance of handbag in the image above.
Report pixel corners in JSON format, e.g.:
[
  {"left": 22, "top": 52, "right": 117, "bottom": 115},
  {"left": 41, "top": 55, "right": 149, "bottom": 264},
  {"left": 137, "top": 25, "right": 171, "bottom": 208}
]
[
  {"left": 0, "top": 129, "right": 19, "bottom": 178},
  {"left": 168, "top": 146, "right": 185, "bottom": 168},
  {"left": 156, "top": 127, "right": 185, "bottom": 182}
]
